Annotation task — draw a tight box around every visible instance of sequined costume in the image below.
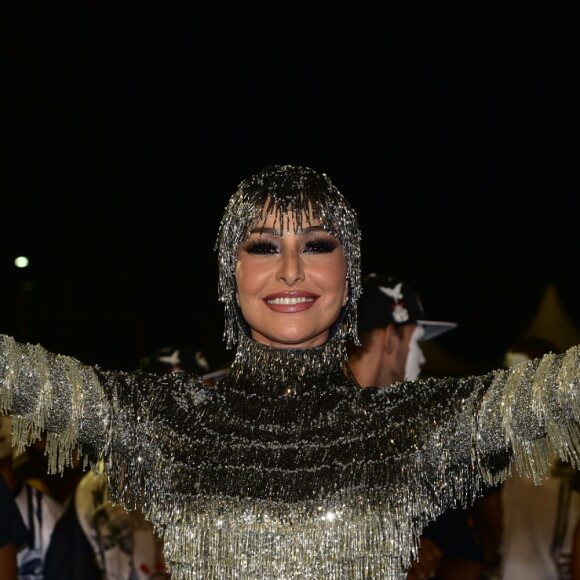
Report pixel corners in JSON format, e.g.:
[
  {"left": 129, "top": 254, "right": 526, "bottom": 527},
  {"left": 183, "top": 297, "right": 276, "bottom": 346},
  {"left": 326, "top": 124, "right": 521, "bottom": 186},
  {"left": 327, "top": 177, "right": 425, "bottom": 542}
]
[{"left": 1, "top": 165, "right": 580, "bottom": 579}]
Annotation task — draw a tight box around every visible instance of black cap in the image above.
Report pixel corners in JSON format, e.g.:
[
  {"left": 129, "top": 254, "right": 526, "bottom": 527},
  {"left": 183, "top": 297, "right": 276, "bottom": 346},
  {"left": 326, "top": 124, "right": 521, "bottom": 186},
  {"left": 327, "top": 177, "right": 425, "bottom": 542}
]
[
  {"left": 136, "top": 345, "right": 212, "bottom": 374},
  {"left": 357, "top": 274, "right": 457, "bottom": 340}
]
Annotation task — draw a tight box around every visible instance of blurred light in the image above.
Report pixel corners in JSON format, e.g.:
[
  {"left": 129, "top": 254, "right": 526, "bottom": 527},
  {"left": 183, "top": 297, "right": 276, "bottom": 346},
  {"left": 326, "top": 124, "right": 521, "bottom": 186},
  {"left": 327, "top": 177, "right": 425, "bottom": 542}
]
[
  {"left": 322, "top": 510, "right": 337, "bottom": 522},
  {"left": 14, "top": 256, "right": 29, "bottom": 268}
]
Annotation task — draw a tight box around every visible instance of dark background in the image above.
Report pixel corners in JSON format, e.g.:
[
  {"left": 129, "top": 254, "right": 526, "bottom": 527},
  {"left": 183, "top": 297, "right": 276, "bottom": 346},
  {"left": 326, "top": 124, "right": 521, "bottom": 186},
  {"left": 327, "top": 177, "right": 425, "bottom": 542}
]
[{"left": 1, "top": 5, "right": 579, "bottom": 374}]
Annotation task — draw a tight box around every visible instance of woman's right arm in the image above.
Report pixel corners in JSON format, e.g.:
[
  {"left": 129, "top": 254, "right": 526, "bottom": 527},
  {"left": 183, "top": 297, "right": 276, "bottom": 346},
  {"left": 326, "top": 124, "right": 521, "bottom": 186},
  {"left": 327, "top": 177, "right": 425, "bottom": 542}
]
[
  {"left": 0, "top": 335, "right": 109, "bottom": 474},
  {"left": 0, "top": 334, "right": 209, "bottom": 514}
]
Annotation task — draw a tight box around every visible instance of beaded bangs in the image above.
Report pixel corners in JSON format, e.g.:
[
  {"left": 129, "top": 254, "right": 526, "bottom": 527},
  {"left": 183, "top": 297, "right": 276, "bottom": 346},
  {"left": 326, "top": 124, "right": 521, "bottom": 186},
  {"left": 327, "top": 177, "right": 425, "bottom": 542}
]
[{"left": 215, "top": 165, "right": 362, "bottom": 348}]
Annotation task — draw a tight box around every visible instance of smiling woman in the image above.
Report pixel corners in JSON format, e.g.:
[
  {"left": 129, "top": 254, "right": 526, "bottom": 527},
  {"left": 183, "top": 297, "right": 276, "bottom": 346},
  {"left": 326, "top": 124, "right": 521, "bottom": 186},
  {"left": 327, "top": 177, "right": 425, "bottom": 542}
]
[
  {"left": 235, "top": 218, "right": 348, "bottom": 348},
  {"left": 1, "top": 165, "right": 580, "bottom": 580},
  {"left": 215, "top": 164, "right": 361, "bottom": 349}
]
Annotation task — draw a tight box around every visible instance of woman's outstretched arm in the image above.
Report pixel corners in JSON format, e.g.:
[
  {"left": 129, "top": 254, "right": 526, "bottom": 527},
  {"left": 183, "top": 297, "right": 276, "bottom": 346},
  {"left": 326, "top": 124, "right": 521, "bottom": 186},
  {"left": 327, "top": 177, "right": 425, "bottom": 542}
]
[
  {"left": 474, "top": 345, "right": 580, "bottom": 485},
  {"left": 0, "top": 335, "right": 109, "bottom": 474}
]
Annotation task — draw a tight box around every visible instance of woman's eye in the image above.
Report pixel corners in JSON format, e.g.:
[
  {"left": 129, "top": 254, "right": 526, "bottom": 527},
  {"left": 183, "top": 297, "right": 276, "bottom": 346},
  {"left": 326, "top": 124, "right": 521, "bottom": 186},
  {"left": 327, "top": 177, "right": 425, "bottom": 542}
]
[
  {"left": 245, "top": 240, "right": 278, "bottom": 254},
  {"left": 303, "top": 238, "right": 339, "bottom": 254}
]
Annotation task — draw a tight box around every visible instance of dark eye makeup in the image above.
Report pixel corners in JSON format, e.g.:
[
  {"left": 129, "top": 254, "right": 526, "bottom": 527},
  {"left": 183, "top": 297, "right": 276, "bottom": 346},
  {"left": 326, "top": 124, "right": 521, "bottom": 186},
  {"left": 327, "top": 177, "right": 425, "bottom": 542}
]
[
  {"left": 244, "top": 239, "right": 278, "bottom": 254},
  {"left": 303, "top": 238, "right": 339, "bottom": 253},
  {"left": 242, "top": 233, "right": 340, "bottom": 255}
]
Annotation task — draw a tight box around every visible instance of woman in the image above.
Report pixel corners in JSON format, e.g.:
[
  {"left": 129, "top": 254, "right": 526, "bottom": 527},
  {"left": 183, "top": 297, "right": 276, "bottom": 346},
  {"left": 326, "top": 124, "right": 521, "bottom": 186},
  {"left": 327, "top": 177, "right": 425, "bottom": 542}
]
[{"left": 1, "top": 165, "right": 580, "bottom": 579}]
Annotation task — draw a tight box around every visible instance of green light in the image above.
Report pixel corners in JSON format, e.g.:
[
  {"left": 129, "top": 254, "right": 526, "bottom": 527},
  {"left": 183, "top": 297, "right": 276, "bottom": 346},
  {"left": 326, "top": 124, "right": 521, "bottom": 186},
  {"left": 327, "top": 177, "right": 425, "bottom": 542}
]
[{"left": 14, "top": 256, "right": 29, "bottom": 268}]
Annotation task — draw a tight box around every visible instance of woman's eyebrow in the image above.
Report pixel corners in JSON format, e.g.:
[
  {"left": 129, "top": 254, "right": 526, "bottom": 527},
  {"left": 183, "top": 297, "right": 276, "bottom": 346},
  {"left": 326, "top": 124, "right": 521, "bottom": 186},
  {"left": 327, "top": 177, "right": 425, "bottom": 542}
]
[{"left": 247, "top": 225, "right": 327, "bottom": 236}]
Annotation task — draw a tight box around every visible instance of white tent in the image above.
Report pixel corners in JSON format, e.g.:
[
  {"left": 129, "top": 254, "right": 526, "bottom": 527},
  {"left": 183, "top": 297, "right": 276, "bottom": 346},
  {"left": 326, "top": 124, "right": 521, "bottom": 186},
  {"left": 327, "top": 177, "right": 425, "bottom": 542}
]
[{"left": 522, "top": 283, "right": 580, "bottom": 353}]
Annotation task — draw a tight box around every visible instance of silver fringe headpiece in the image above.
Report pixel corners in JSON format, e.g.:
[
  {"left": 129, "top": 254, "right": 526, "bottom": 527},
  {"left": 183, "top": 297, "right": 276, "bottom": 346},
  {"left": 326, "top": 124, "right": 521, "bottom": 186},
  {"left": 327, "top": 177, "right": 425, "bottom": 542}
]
[{"left": 215, "top": 165, "right": 362, "bottom": 348}]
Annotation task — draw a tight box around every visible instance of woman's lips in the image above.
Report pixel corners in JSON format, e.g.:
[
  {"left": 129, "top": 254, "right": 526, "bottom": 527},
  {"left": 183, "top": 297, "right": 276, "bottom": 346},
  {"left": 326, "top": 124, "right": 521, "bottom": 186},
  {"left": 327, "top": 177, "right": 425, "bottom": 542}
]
[{"left": 263, "top": 291, "right": 319, "bottom": 313}]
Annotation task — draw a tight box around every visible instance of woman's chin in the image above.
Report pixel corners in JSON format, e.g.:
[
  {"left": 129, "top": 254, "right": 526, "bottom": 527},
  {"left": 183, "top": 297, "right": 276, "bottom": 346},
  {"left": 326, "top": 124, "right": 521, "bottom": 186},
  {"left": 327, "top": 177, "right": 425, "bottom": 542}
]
[{"left": 251, "top": 330, "right": 329, "bottom": 349}]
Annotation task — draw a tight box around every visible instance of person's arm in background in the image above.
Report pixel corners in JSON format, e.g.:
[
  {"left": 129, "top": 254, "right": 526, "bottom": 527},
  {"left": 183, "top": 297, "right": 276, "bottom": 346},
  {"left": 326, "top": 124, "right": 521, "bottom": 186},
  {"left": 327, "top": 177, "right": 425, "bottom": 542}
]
[
  {"left": 0, "top": 475, "right": 28, "bottom": 580},
  {"left": 572, "top": 520, "right": 580, "bottom": 580},
  {"left": 0, "top": 541, "right": 18, "bottom": 580},
  {"left": 407, "top": 537, "right": 442, "bottom": 580},
  {"left": 0, "top": 542, "right": 18, "bottom": 580},
  {"left": 570, "top": 470, "right": 580, "bottom": 580}
]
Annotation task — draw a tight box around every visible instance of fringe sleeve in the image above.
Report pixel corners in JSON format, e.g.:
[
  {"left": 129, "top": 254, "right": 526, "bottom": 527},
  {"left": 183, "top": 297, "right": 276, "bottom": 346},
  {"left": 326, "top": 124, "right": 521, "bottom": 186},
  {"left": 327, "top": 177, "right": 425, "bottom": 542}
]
[
  {"left": 0, "top": 335, "right": 109, "bottom": 474},
  {"left": 0, "top": 333, "right": 208, "bottom": 517},
  {"left": 364, "top": 344, "right": 580, "bottom": 541},
  {"left": 475, "top": 344, "right": 580, "bottom": 485}
]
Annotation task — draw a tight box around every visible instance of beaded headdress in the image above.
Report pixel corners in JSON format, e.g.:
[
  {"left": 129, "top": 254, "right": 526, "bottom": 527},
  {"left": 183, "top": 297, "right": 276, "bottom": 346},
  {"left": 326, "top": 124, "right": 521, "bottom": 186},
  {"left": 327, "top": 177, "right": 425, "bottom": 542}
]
[{"left": 215, "top": 165, "right": 362, "bottom": 348}]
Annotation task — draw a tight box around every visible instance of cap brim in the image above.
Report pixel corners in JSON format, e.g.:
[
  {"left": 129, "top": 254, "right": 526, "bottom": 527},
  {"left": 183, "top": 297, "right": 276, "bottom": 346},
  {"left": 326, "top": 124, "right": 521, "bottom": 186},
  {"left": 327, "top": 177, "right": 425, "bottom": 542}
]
[
  {"left": 417, "top": 320, "right": 457, "bottom": 341},
  {"left": 202, "top": 368, "right": 230, "bottom": 382}
]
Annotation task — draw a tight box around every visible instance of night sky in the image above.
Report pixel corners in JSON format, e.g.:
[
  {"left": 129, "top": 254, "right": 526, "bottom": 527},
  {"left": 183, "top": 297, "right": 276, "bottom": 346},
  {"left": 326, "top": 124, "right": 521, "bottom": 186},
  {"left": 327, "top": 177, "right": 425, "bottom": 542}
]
[{"left": 2, "top": 6, "right": 579, "bottom": 373}]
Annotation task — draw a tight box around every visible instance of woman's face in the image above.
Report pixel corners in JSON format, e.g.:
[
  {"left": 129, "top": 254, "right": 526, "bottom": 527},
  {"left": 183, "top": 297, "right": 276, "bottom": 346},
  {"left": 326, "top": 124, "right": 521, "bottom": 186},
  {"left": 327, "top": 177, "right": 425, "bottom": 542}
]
[{"left": 235, "top": 211, "right": 348, "bottom": 348}]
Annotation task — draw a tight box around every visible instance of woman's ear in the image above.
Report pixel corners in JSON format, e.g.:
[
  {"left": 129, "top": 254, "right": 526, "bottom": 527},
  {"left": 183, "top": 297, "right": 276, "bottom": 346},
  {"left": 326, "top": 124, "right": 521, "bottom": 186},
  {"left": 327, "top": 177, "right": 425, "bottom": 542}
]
[{"left": 235, "top": 291, "right": 240, "bottom": 307}]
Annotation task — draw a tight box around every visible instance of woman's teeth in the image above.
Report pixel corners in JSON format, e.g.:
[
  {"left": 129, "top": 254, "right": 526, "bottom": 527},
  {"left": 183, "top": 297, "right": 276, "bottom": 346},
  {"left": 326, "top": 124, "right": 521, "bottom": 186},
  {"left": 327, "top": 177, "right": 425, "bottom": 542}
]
[{"left": 267, "top": 297, "right": 314, "bottom": 305}]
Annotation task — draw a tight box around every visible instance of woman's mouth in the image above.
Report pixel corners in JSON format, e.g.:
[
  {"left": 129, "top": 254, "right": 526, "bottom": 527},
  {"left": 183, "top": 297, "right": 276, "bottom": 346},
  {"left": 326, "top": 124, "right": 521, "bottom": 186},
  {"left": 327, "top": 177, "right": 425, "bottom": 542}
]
[{"left": 263, "top": 292, "right": 319, "bottom": 313}]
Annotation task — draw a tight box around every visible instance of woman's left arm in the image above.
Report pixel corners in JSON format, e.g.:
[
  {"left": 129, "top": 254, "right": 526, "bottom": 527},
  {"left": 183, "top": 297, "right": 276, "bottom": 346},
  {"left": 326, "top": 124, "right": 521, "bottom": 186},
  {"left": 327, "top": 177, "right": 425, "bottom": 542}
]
[{"left": 474, "top": 345, "right": 580, "bottom": 486}]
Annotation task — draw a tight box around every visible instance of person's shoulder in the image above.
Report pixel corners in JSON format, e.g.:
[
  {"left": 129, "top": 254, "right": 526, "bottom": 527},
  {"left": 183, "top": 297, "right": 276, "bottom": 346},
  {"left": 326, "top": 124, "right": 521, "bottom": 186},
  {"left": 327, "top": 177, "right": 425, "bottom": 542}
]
[
  {"left": 0, "top": 477, "right": 29, "bottom": 548},
  {"left": 15, "top": 482, "right": 66, "bottom": 520}
]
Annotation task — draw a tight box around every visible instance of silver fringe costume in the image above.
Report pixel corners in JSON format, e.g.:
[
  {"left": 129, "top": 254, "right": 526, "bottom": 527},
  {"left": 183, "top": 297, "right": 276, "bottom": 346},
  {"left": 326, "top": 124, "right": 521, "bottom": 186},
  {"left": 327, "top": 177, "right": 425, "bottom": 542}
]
[{"left": 2, "top": 165, "right": 580, "bottom": 579}]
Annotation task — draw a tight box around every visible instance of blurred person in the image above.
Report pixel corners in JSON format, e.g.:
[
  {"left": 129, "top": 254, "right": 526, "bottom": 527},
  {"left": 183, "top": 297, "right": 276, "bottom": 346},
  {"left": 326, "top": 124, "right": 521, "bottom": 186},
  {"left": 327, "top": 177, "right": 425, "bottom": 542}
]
[
  {"left": 0, "top": 442, "right": 29, "bottom": 580},
  {"left": 11, "top": 438, "right": 84, "bottom": 507},
  {"left": 348, "top": 274, "right": 486, "bottom": 580},
  {"left": 0, "top": 415, "right": 66, "bottom": 580},
  {"left": 499, "top": 336, "right": 580, "bottom": 580},
  {"left": 135, "top": 344, "right": 230, "bottom": 385},
  {"left": 348, "top": 273, "right": 457, "bottom": 385},
  {"left": 75, "top": 466, "right": 168, "bottom": 580}
]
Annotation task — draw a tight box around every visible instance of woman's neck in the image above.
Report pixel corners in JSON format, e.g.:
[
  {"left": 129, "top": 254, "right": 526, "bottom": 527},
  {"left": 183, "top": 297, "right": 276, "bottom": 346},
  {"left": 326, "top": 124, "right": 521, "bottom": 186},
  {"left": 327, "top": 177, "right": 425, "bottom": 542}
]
[{"left": 225, "top": 329, "right": 350, "bottom": 395}]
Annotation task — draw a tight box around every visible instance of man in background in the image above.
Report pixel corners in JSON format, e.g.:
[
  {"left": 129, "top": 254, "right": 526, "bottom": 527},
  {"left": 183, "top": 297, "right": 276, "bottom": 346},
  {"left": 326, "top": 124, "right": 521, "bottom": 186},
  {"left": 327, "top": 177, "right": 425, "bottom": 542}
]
[
  {"left": 348, "top": 273, "right": 456, "bottom": 386},
  {"left": 0, "top": 465, "right": 28, "bottom": 579},
  {"left": 0, "top": 414, "right": 67, "bottom": 580},
  {"left": 348, "top": 274, "right": 489, "bottom": 580}
]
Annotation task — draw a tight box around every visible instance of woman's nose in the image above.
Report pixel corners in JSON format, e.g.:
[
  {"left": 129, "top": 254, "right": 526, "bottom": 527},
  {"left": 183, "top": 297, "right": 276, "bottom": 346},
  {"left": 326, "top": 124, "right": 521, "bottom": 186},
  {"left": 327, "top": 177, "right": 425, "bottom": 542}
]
[{"left": 276, "top": 250, "right": 305, "bottom": 285}]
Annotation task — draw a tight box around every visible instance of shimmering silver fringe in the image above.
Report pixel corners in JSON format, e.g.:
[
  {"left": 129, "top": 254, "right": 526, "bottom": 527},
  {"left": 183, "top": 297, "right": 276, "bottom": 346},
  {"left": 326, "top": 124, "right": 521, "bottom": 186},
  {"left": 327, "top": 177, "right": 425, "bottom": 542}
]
[
  {"left": 0, "top": 335, "right": 107, "bottom": 474},
  {"left": 215, "top": 165, "right": 362, "bottom": 348},
  {"left": 2, "top": 331, "right": 580, "bottom": 579}
]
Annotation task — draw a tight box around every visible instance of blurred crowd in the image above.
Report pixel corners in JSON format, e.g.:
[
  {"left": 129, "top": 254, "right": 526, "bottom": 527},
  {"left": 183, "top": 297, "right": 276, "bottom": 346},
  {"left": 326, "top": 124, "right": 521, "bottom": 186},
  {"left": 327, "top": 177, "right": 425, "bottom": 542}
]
[{"left": 2, "top": 311, "right": 579, "bottom": 580}]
